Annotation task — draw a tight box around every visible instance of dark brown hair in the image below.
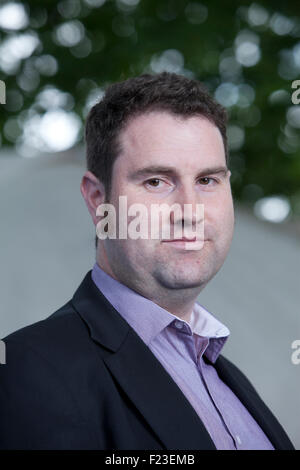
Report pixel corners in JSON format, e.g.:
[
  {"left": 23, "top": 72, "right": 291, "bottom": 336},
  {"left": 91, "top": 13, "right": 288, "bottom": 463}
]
[{"left": 85, "top": 72, "right": 228, "bottom": 201}]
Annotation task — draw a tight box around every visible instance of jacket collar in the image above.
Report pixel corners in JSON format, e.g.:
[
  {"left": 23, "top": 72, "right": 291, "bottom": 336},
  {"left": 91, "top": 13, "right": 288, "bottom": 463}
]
[{"left": 72, "top": 270, "right": 130, "bottom": 352}]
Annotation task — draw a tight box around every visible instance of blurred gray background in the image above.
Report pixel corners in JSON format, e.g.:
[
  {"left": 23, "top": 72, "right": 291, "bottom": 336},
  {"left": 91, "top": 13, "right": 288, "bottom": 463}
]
[{"left": 0, "top": 146, "right": 299, "bottom": 448}]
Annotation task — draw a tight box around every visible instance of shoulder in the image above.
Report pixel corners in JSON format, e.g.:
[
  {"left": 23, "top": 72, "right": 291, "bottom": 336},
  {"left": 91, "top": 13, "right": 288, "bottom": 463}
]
[
  {"left": 0, "top": 297, "right": 106, "bottom": 393},
  {"left": 1, "top": 300, "right": 77, "bottom": 388},
  {"left": 2, "top": 300, "right": 91, "bottom": 366},
  {"left": 0, "top": 298, "right": 92, "bottom": 389}
]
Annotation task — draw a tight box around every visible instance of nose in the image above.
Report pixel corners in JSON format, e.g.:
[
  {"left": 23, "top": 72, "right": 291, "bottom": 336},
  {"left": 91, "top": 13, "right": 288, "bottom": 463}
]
[{"left": 169, "top": 185, "right": 204, "bottom": 238}]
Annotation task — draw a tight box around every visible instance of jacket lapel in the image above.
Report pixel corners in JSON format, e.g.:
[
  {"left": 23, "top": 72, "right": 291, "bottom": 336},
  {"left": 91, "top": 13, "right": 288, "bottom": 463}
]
[
  {"left": 104, "top": 327, "right": 216, "bottom": 449},
  {"left": 72, "top": 271, "right": 216, "bottom": 450},
  {"left": 213, "top": 355, "right": 294, "bottom": 450}
]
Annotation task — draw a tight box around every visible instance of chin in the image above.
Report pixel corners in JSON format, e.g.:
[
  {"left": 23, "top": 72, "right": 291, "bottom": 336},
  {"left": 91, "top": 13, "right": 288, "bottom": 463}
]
[
  {"left": 157, "top": 269, "right": 214, "bottom": 290},
  {"left": 161, "top": 278, "right": 208, "bottom": 290}
]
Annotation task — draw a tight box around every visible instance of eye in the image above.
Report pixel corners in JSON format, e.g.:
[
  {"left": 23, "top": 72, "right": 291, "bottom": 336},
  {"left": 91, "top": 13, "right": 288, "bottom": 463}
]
[
  {"left": 145, "top": 178, "right": 163, "bottom": 188},
  {"left": 198, "top": 177, "right": 217, "bottom": 185}
]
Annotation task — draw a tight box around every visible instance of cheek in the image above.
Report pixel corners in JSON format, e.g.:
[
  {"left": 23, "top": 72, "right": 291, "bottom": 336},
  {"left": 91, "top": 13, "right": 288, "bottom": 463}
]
[
  {"left": 219, "top": 204, "right": 234, "bottom": 241},
  {"left": 205, "top": 194, "right": 234, "bottom": 230}
]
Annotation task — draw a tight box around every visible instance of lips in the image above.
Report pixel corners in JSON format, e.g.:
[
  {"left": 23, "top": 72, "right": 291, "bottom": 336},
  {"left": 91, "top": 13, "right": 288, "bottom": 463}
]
[
  {"left": 162, "top": 237, "right": 202, "bottom": 242},
  {"left": 161, "top": 238, "right": 206, "bottom": 251}
]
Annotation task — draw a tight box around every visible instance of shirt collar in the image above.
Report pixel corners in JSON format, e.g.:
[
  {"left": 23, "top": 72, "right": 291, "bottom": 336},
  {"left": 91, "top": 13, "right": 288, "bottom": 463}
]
[
  {"left": 91, "top": 262, "right": 173, "bottom": 343},
  {"left": 91, "top": 262, "right": 230, "bottom": 362}
]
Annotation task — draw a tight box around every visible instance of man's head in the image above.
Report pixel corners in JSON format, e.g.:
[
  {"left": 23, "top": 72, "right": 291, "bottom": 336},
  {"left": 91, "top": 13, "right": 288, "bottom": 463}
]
[
  {"left": 85, "top": 72, "right": 229, "bottom": 201},
  {"left": 81, "top": 73, "right": 234, "bottom": 317}
]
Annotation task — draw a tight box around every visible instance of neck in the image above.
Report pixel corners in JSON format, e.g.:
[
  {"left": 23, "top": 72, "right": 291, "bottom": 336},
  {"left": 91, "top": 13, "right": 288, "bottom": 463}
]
[{"left": 96, "top": 250, "right": 203, "bottom": 324}]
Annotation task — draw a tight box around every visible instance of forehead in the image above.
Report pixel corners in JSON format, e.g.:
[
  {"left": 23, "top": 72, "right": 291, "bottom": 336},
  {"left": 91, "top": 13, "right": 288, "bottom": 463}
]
[{"left": 116, "top": 111, "right": 226, "bottom": 171}]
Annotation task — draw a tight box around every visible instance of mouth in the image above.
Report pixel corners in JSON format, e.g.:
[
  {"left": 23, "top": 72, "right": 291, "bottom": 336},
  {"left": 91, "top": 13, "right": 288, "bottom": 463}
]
[
  {"left": 162, "top": 237, "right": 197, "bottom": 242},
  {"left": 161, "top": 238, "right": 206, "bottom": 250}
]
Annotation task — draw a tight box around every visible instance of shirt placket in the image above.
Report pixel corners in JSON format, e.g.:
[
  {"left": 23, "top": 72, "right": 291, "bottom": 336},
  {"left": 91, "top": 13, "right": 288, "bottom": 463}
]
[{"left": 193, "top": 334, "right": 239, "bottom": 450}]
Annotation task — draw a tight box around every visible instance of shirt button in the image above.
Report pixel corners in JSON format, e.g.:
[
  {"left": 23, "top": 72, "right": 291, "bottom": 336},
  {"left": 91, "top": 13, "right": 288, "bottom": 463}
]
[{"left": 175, "top": 320, "right": 183, "bottom": 329}]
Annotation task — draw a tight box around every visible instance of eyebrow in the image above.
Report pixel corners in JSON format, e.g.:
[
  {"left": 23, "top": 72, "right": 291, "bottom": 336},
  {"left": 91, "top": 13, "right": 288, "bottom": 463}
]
[{"left": 128, "top": 165, "right": 229, "bottom": 180}]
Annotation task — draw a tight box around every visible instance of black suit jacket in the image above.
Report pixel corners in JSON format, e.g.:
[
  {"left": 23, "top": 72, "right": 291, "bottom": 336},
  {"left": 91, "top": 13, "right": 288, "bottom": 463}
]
[{"left": 0, "top": 271, "right": 295, "bottom": 450}]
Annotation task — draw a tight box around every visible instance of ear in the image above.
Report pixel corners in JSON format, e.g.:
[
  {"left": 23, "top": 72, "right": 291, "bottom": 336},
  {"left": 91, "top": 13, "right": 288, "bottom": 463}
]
[{"left": 80, "top": 171, "right": 106, "bottom": 226}]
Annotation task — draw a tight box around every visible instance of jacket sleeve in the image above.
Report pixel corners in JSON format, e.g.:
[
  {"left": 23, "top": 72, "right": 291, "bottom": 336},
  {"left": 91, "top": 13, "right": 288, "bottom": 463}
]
[{"left": 0, "top": 336, "right": 96, "bottom": 449}]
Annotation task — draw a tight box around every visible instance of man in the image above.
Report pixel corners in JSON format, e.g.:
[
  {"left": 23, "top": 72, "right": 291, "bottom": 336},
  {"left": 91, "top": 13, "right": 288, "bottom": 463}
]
[{"left": 0, "top": 73, "right": 294, "bottom": 450}]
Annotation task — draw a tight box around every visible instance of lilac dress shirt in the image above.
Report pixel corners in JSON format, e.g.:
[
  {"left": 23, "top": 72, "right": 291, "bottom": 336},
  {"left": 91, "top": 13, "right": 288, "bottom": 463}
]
[{"left": 91, "top": 262, "right": 274, "bottom": 450}]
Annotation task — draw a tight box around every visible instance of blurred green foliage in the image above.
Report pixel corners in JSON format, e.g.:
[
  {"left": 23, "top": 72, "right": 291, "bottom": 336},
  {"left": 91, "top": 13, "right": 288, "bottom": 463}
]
[{"left": 0, "top": 0, "right": 300, "bottom": 216}]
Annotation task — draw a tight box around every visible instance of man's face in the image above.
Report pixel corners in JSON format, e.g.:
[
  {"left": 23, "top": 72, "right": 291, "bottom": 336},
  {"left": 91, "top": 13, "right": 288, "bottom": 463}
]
[{"left": 99, "top": 111, "right": 234, "bottom": 295}]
